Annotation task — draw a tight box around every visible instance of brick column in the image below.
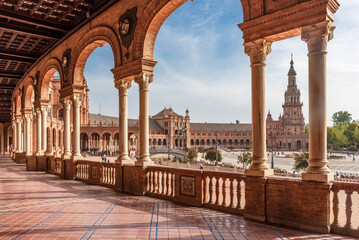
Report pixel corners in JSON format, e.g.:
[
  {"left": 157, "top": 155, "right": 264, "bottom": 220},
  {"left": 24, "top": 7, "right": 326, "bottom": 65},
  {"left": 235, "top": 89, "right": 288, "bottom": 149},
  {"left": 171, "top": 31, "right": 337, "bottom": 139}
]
[
  {"left": 244, "top": 39, "right": 273, "bottom": 177},
  {"left": 301, "top": 21, "right": 335, "bottom": 182},
  {"left": 135, "top": 73, "right": 153, "bottom": 167},
  {"left": 115, "top": 79, "right": 133, "bottom": 165}
]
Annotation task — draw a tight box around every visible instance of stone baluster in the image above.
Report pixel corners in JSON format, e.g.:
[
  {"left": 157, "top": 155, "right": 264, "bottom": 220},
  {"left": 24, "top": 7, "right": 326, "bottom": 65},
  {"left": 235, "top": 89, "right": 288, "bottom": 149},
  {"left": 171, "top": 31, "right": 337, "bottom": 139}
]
[
  {"left": 203, "top": 177, "right": 208, "bottom": 203},
  {"left": 208, "top": 177, "right": 213, "bottom": 204},
  {"left": 223, "top": 178, "right": 228, "bottom": 207},
  {"left": 345, "top": 190, "right": 353, "bottom": 230},
  {"left": 237, "top": 180, "right": 242, "bottom": 209},
  {"left": 215, "top": 178, "right": 220, "bottom": 205},
  {"left": 332, "top": 188, "right": 339, "bottom": 229}
]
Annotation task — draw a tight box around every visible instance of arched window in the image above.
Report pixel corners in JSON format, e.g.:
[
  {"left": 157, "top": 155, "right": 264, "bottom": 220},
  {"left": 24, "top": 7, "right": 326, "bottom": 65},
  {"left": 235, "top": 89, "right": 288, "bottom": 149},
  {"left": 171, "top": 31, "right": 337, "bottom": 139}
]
[{"left": 191, "top": 139, "right": 194, "bottom": 145}]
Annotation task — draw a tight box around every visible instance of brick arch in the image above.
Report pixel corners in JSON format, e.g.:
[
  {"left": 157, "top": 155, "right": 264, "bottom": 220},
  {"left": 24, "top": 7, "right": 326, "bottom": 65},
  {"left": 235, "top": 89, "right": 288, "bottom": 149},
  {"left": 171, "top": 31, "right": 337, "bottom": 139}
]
[
  {"left": 72, "top": 26, "right": 121, "bottom": 86},
  {"left": 38, "top": 58, "right": 63, "bottom": 101},
  {"left": 101, "top": 132, "right": 112, "bottom": 139},
  {"left": 23, "top": 80, "right": 35, "bottom": 110},
  {"left": 133, "top": 0, "right": 248, "bottom": 60}
]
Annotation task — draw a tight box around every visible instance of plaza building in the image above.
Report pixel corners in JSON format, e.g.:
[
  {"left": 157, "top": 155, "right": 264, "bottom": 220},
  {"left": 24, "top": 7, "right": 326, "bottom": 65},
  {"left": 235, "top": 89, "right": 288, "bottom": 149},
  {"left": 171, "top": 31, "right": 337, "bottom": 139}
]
[
  {"left": 2, "top": 1, "right": 358, "bottom": 239},
  {"left": 266, "top": 56, "right": 308, "bottom": 150}
]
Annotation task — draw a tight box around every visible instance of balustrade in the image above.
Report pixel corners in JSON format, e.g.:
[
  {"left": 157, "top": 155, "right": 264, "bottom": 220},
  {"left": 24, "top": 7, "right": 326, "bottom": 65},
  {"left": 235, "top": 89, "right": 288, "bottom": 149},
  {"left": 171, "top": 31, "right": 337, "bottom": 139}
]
[
  {"left": 101, "top": 164, "right": 116, "bottom": 185},
  {"left": 146, "top": 166, "right": 175, "bottom": 199},
  {"left": 331, "top": 181, "right": 359, "bottom": 238},
  {"left": 203, "top": 171, "right": 245, "bottom": 214}
]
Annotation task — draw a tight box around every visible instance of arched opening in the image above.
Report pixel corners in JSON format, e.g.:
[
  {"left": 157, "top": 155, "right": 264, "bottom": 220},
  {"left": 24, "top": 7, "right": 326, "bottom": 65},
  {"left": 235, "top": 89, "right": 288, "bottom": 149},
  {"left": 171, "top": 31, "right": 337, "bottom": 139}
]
[
  {"left": 80, "top": 133, "right": 89, "bottom": 152},
  {"left": 206, "top": 139, "right": 210, "bottom": 145},
  {"left": 158, "top": 139, "right": 162, "bottom": 146},
  {"left": 229, "top": 139, "right": 233, "bottom": 145},
  {"left": 52, "top": 128, "right": 56, "bottom": 152},
  {"left": 234, "top": 139, "right": 239, "bottom": 145},
  {"left": 201, "top": 139, "right": 205, "bottom": 146},
  {"left": 223, "top": 139, "right": 227, "bottom": 146},
  {"left": 102, "top": 132, "right": 111, "bottom": 154},
  {"left": 218, "top": 140, "right": 222, "bottom": 145},
  {"left": 163, "top": 139, "right": 167, "bottom": 146},
  {"left": 195, "top": 139, "right": 199, "bottom": 146},
  {"left": 90, "top": 132, "right": 100, "bottom": 155},
  {"left": 191, "top": 139, "right": 194, "bottom": 145},
  {"left": 114, "top": 133, "right": 119, "bottom": 154},
  {"left": 245, "top": 139, "right": 250, "bottom": 146},
  {"left": 296, "top": 140, "right": 302, "bottom": 150},
  {"left": 212, "top": 139, "right": 216, "bottom": 145}
]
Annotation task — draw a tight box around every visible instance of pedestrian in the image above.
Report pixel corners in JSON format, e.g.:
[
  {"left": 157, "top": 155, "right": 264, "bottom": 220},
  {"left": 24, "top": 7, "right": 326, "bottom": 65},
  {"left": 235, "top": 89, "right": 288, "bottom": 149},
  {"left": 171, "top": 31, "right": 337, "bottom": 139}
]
[
  {"left": 292, "top": 171, "right": 296, "bottom": 177},
  {"left": 353, "top": 156, "right": 355, "bottom": 162},
  {"left": 200, "top": 164, "right": 204, "bottom": 170}
]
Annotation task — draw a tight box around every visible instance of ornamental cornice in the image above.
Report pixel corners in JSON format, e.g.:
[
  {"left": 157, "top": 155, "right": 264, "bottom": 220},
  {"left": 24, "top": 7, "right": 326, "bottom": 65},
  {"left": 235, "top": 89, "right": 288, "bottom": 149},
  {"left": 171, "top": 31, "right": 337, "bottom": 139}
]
[{"left": 238, "top": 0, "right": 339, "bottom": 42}]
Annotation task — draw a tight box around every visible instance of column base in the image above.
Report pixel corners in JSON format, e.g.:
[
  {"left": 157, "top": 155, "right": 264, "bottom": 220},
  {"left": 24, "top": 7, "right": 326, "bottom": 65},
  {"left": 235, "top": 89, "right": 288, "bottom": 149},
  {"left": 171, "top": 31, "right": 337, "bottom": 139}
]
[
  {"left": 62, "top": 152, "right": 72, "bottom": 160},
  {"left": 72, "top": 154, "right": 83, "bottom": 160},
  {"left": 245, "top": 168, "right": 273, "bottom": 177},
  {"left": 135, "top": 160, "right": 154, "bottom": 168},
  {"left": 302, "top": 172, "right": 334, "bottom": 182},
  {"left": 116, "top": 158, "right": 135, "bottom": 166},
  {"left": 35, "top": 151, "right": 44, "bottom": 156}
]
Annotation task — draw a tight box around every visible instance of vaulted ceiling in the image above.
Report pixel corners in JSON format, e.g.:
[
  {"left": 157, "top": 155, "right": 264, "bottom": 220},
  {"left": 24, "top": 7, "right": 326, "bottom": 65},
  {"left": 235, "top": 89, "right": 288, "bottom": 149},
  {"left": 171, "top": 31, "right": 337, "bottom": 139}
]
[{"left": 0, "top": 0, "right": 118, "bottom": 123}]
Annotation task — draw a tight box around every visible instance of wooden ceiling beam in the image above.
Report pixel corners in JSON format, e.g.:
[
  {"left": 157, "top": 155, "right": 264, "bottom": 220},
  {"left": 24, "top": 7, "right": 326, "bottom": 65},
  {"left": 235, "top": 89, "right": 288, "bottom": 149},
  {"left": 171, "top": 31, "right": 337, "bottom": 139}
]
[
  {"left": 0, "top": 21, "right": 62, "bottom": 40},
  {"left": 0, "top": 10, "right": 70, "bottom": 32},
  {"left": 0, "top": 53, "right": 35, "bottom": 64}
]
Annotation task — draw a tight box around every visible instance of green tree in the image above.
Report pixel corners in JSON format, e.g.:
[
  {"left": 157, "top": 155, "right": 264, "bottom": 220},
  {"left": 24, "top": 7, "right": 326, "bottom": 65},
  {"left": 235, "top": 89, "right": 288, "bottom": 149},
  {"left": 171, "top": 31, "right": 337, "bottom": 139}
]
[
  {"left": 327, "top": 127, "right": 338, "bottom": 149},
  {"left": 187, "top": 149, "right": 198, "bottom": 161},
  {"left": 332, "top": 111, "right": 352, "bottom": 126},
  {"left": 205, "top": 149, "right": 222, "bottom": 162},
  {"left": 293, "top": 152, "right": 309, "bottom": 172},
  {"left": 305, "top": 124, "right": 309, "bottom": 135},
  {"left": 237, "top": 152, "right": 252, "bottom": 168}
]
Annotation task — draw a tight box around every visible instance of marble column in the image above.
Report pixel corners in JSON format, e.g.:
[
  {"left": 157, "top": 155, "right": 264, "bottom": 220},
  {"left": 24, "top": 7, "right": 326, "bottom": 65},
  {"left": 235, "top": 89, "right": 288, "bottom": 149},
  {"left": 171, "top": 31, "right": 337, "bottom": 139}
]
[
  {"left": 244, "top": 39, "right": 273, "bottom": 177},
  {"left": 62, "top": 99, "right": 72, "bottom": 159},
  {"left": 115, "top": 80, "right": 132, "bottom": 165},
  {"left": 72, "top": 94, "right": 82, "bottom": 160},
  {"left": 301, "top": 21, "right": 335, "bottom": 182},
  {"left": 16, "top": 119, "right": 22, "bottom": 153},
  {"left": 24, "top": 114, "right": 31, "bottom": 156},
  {"left": 35, "top": 109, "right": 43, "bottom": 155},
  {"left": 135, "top": 73, "right": 153, "bottom": 166},
  {"left": 41, "top": 106, "right": 47, "bottom": 154}
]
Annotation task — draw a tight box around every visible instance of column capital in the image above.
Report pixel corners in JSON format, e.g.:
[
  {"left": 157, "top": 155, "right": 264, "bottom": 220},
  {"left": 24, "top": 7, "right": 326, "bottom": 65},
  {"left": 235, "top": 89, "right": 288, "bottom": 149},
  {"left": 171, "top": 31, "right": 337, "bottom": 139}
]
[
  {"left": 61, "top": 98, "right": 72, "bottom": 110},
  {"left": 71, "top": 94, "right": 83, "bottom": 108},
  {"left": 135, "top": 73, "right": 153, "bottom": 91},
  {"left": 301, "top": 20, "right": 335, "bottom": 54},
  {"left": 41, "top": 106, "right": 48, "bottom": 113},
  {"left": 244, "top": 39, "right": 272, "bottom": 66},
  {"left": 115, "top": 80, "right": 132, "bottom": 96}
]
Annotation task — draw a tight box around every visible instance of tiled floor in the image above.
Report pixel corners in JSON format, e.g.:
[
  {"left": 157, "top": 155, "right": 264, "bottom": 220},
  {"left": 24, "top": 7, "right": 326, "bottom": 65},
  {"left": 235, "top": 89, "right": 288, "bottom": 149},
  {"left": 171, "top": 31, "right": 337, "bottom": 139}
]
[{"left": 0, "top": 157, "right": 352, "bottom": 240}]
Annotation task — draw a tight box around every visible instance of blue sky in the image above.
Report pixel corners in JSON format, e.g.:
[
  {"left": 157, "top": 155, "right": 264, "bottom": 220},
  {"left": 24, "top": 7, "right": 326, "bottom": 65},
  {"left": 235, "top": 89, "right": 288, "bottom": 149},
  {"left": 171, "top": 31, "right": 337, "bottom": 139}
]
[{"left": 84, "top": 0, "right": 359, "bottom": 126}]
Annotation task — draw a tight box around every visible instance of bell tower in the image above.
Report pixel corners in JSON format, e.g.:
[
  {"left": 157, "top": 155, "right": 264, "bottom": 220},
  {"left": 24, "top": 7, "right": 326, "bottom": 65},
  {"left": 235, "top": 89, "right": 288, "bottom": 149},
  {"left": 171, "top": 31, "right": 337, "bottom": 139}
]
[{"left": 282, "top": 54, "right": 305, "bottom": 135}]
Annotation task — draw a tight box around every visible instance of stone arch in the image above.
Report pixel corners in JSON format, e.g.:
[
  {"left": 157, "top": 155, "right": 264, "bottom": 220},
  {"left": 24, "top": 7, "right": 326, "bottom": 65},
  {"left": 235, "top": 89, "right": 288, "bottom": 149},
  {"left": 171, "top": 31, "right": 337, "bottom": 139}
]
[
  {"left": 72, "top": 26, "right": 121, "bottom": 86},
  {"left": 135, "top": 0, "right": 246, "bottom": 60},
  {"left": 38, "top": 58, "right": 63, "bottom": 101}
]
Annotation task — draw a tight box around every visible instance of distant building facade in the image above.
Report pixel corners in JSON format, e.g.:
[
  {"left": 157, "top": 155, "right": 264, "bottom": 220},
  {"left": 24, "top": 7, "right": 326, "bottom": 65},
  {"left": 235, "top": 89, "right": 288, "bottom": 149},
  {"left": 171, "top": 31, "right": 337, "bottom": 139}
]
[
  {"left": 37, "top": 59, "right": 307, "bottom": 155},
  {"left": 266, "top": 56, "right": 308, "bottom": 150}
]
